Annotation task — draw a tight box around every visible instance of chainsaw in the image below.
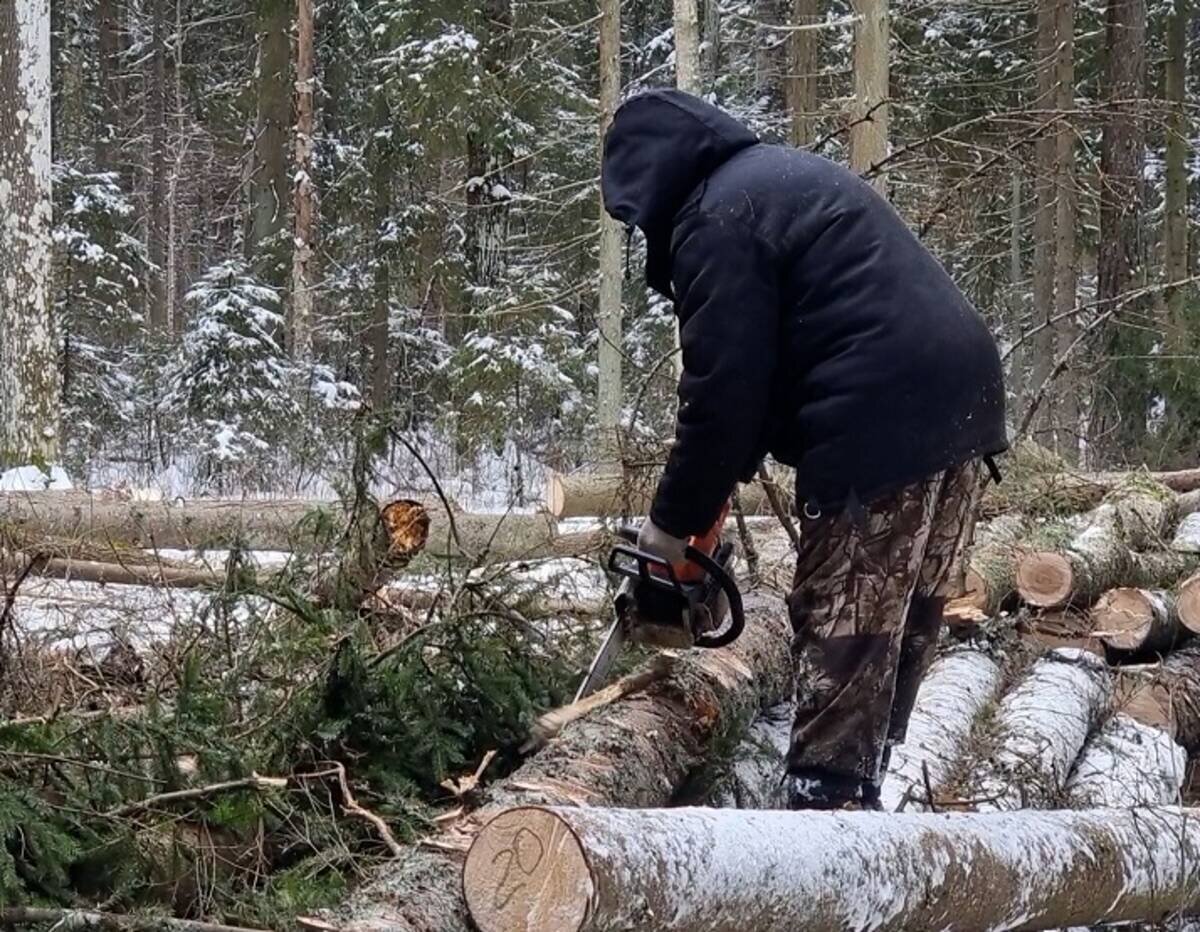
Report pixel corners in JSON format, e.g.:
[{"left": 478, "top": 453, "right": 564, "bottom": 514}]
[{"left": 572, "top": 504, "right": 745, "bottom": 702}]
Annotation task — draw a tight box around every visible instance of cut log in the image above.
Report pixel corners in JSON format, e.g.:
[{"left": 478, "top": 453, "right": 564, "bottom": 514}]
[
  {"left": 464, "top": 805, "right": 1200, "bottom": 932},
  {"left": 1121, "top": 644, "right": 1200, "bottom": 751},
  {"left": 1180, "top": 573, "right": 1200, "bottom": 633},
  {"left": 545, "top": 469, "right": 775, "bottom": 519},
  {"left": 1014, "top": 490, "right": 1185, "bottom": 608},
  {"left": 880, "top": 648, "right": 1004, "bottom": 812},
  {"left": 422, "top": 510, "right": 562, "bottom": 562},
  {"left": 1174, "top": 512, "right": 1200, "bottom": 553},
  {"left": 333, "top": 591, "right": 793, "bottom": 932},
  {"left": 1065, "top": 713, "right": 1186, "bottom": 807},
  {"left": 1018, "top": 547, "right": 1196, "bottom": 610},
  {"left": 1091, "top": 587, "right": 1189, "bottom": 655},
  {"left": 0, "top": 553, "right": 230, "bottom": 590},
  {"left": 968, "top": 648, "right": 1111, "bottom": 810},
  {"left": 960, "top": 514, "right": 1030, "bottom": 613}
]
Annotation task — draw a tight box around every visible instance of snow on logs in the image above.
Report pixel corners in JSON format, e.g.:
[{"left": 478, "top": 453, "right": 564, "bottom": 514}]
[
  {"left": 463, "top": 805, "right": 1200, "bottom": 932},
  {"left": 1065, "top": 713, "right": 1186, "bottom": 807},
  {"left": 880, "top": 648, "right": 1004, "bottom": 811}
]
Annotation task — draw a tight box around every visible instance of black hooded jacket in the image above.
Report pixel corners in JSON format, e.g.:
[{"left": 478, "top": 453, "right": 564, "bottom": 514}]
[{"left": 601, "top": 90, "right": 1008, "bottom": 539}]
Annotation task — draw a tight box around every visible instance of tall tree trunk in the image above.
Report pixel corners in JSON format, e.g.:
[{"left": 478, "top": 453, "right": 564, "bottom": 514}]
[
  {"left": 1029, "top": 0, "right": 1059, "bottom": 427},
  {"left": 1096, "top": 0, "right": 1147, "bottom": 454},
  {"left": 1052, "top": 0, "right": 1078, "bottom": 454},
  {"left": 1165, "top": 0, "right": 1191, "bottom": 340},
  {"left": 701, "top": 0, "right": 721, "bottom": 89},
  {"left": 366, "top": 96, "right": 392, "bottom": 414},
  {"left": 0, "top": 0, "right": 59, "bottom": 467},
  {"left": 849, "top": 0, "right": 888, "bottom": 193},
  {"left": 597, "top": 0, "right": 624, "bottom": 461},
  {"left": 674, "top": 0, "right": 700, "bottom": 94},
  {"left": 96, "top": 0, "right": 119, "bottom": 169},
  {"left": 786, "top": 0, "right": 820, "bottom": 147},
  {"left": 291, "top": 0, "right": 316, "bottom": 358},
  {"left": 147, "top": 0, "right": 168, "bottom": 332},
  {"left": 249, "top": 0, "right": 291, "bottom": 288}
]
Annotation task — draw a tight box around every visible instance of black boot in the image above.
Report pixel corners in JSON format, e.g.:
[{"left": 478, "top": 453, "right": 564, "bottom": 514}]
[{"left": 785, "top": 770, "right": 865, "bottom": 810}]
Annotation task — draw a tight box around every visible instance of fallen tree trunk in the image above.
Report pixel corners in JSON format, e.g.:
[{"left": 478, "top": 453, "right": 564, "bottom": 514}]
[
  {"left": 880, "top": 648, "right": 1004, "bottom": 812},
  {"left": 464, "top": 805, "right": 1200, "bottom": 932},
  {"left": 1065, "top": 713, "right": 1186, "bottom": 807},
  {"left": 333, "top": 591, "right": 793, "bottom": 932},
  {"left": 0, "top": 553, "right": 232, "bottom": 590},
  {"left": 0, "top": 492, "right": 432, "bottom": 554},
  {"left": 960, "top": 515, "right": 1030, "bottom": 613},
  {"left": 1091, "top": 587, "right": 1189, "bottom": 655},
  {"left": 968, "top": 648, "right": 1111, "bottom": 811}
]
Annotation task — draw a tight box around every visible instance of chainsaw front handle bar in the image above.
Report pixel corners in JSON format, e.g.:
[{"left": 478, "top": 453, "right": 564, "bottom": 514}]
[{"left": 683, "top": 543, "right": 745, "bottom": 648}]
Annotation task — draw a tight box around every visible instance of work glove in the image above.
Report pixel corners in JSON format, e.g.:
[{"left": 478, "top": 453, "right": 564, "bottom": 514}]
[{"left": 637, "top": 517, "right": 689, "bottom": 566}]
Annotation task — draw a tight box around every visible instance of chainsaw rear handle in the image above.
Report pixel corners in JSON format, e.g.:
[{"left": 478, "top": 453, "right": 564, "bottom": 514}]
[{"left": 683, "top": 543, "right": 744, "bottom": 648}]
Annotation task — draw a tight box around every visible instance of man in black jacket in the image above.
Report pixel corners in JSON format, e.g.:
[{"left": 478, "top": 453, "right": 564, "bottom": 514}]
[{"left": 601, "top": 89, "right": 1007, "bottom": 810}]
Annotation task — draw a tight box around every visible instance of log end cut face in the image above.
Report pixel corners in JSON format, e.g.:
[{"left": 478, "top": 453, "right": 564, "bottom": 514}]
[
  {"left": 1016, "top": 551, "right": 1073, "bottom": 607},
  {"left": 1093, "top": 588, "right": 1155, "bottom": 651},
  {"left": 381, "top": 500, "right": 431, "bottom": 562},
  {"left": 1179, "top": 574, "right": 1200, "bottom": 634},
  {"left": 464, "top": 807, "right": 593, "bottom": 932},
  {"left": 961, "top": 567, "right": 989, "bottom": 610}
]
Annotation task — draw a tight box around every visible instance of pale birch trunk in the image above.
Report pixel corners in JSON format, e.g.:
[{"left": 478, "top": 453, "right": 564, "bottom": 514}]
[
  {"left": 291, "top": 0, "right": 316, "bottom": 358},
  {"left": 0, "top": 0, "right": 59, "bottom": 468},
  {"left": 673, "top": 0, "right": 701, "bottom": 95},
  {"left": 597, "top": 0, "right": 624, "bottom": 461},
  {"left": 465, "top": 805, "right": 1200, "bottom": 932},
  {"left": 849, "top": 0, "right": 888, "bottom": 193}
]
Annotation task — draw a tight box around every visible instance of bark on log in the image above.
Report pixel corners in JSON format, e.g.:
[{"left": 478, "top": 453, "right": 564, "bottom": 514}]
[
  {"left": 1065, "top": 713, "right": 1186, "bottom": 807},
  {"left": 0, "top": 553, "right": 231, "bottom": 590},
  {"left": 463, "top": 805, "right": 1200, "bottom": 932},
  {"left": 1014, "top": 491, "right": 1183, "bottom": 608},
  {"left": 334, "top": 592, "right": 793, "bottom": 932},
  {"left": 1091, "top": 587, "right": 1189, "bottom": 655},
  {"left": 968, "top": 648, "right": 1111, "bottom": 810},
  {"left": 421, "top": 510, "right": 561, "bottom": 562},
  {"left": 545, "top": 469, "right": 774, "bottom": 519},
  {"left": 880, "top": 648, "right": 1004, "bottom": 812},
  {"left": 1174, "top": 512, "right": 1200, "bottom": 553}
]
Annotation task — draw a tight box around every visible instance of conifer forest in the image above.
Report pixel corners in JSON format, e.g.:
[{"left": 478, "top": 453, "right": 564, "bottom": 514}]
[{"left": 2, "top": 0, "right": 1200, "bottom": 929}]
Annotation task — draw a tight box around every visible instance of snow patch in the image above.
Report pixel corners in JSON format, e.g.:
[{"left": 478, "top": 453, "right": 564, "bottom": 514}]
[{"left": 0, "top": 463, "right": 73, "bottom": 491}]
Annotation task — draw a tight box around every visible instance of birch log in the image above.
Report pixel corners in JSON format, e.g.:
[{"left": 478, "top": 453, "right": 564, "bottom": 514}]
[
  {"left": 1065, "top": 713, "right": 1186, "bottom": 807},
  {"left": 546, "top": 470, "right": 773, "bottom": 519},
  {"left": 1121, "top": 644, "right": 1200, "bottom": 751},
  {"left": 334, "top": 592, "right": 793, "bottom": 932},
  {"left": 1091, "top": 587, "right": 1188, "bottom": 655},
  {"left": 960, "top": 514, "right": 1030, "bottom": 613},
  {"left": 968, "top": 648, "right": 1111, "bottom": 810},
  {"left": 464, "top": 805, "right": 1200, "bottom": 932},
  {"left": 880, "top": 648, "right": 1004, "bottom": 811}
]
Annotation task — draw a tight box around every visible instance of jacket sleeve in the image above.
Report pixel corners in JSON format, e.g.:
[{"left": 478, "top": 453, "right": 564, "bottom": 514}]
[{"left": 649, "top": 210, "right": 780, "bottom": 539}]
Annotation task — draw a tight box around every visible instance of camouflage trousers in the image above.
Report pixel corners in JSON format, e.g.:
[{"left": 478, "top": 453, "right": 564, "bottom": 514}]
[{"left": 786, "top": 462, "right": 982, "bottom": 804}]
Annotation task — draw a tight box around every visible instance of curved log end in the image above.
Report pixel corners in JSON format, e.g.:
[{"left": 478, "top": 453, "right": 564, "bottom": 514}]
[
  {"left": 1016, "top": 551, "right": 1073, "bottom": 608},
  {"left": 464, "top": 807, "right": 590, "bottom": 932},
  {"left": 1092, "top": 588, "right": 1153, "bottom": 651},
  {"left": 1179, "top": 574, "right": 1200, "bottom": 634},
  {"left": 381, "top": 500, "right": 431, "bottom": 561}
]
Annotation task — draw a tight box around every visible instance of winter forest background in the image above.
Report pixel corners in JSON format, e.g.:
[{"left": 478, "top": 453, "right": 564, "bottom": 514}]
[{"left": 2, "top": 0, "right": 1197, "bottom": 502}]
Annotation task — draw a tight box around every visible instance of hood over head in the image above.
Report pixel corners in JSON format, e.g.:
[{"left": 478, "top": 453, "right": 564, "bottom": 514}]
[{"left": 601, "top": 89, "right": 758, "bottom": 296}]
